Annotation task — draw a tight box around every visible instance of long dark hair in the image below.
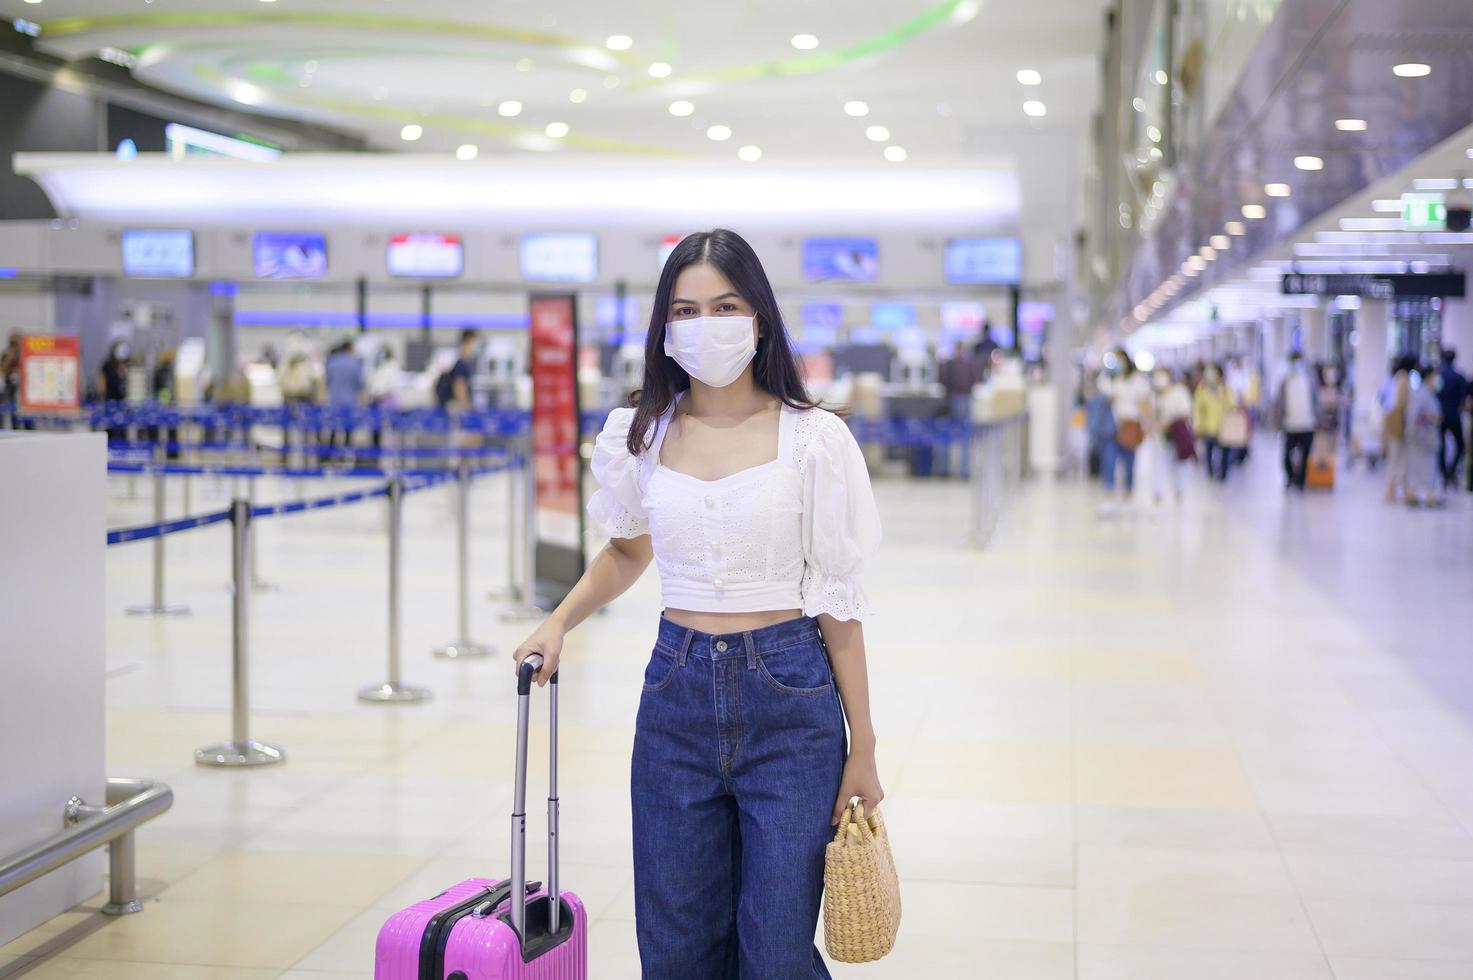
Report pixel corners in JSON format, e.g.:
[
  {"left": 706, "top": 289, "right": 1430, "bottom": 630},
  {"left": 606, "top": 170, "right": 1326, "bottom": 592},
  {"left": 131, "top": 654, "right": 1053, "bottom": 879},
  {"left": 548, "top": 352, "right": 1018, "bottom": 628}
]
[{"left": 626, "top": 228, "right": 818, "bottom": 456}]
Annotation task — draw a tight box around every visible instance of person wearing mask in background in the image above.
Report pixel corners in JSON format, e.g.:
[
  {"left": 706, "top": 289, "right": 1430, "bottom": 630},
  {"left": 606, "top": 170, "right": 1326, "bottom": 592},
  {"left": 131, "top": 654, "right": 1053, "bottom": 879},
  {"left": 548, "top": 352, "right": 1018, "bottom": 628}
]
[
  {"left": 323, "top": 339, "right": 364, "bottom": 461},
  {"left": 99, "top": 340, "right": 131, "bottom": 446},
  {"left": 1381, "top": 357, "right": 1412, "bottom": 504},
  {"left": 1194, "top": 363, "right": 1233, "bottom": 482},
  {"left": 1406, "top": 362, "right": 1445, "bottom": 507},
  {"left": 1276, "top": 351, "right": 1318, "bottom": 492},
  {"left": 1437, "top": 349, "right": 1468, "bottom": 491},
  {"left": 1100, "top": 349, "right": 1151, "bottom": 512},
  {"left": 1151, "top": 367, "right": 1194, "bottom": 506}
]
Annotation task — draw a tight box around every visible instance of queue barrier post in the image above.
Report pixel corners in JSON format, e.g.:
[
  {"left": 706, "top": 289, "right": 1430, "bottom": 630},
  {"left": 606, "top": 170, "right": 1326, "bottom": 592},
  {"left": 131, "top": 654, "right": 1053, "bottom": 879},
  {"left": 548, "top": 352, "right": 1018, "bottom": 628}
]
[
  {"left": 359, "top": 475, "right": 434, "bottom": 703},
  {"left": 126, "top": 443, "right": 189, "bottom": 617},
  {"left": 500, "top": 439, "right": 546, "bottom": 622},
  {"left": 195, "top": 499, "right": 286, "bottom": 767},
  {"left": 434, "top": 456, "right": 495, "bottom": 660}
]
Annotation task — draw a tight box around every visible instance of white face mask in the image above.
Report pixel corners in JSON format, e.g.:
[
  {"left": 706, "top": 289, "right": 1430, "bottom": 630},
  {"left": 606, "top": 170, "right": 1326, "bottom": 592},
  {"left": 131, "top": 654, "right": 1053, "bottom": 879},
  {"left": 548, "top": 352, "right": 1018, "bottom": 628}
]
[{"left": 663, "top": 315, "right": 756, "bottom": 388}]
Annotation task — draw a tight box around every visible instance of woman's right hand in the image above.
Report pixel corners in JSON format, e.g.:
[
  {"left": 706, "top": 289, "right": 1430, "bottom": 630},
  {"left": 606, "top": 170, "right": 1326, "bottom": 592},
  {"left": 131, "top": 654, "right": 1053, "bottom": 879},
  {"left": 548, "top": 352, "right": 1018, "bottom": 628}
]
[{"left": 512, "top": 619, "right": 565, "bottom": 687}]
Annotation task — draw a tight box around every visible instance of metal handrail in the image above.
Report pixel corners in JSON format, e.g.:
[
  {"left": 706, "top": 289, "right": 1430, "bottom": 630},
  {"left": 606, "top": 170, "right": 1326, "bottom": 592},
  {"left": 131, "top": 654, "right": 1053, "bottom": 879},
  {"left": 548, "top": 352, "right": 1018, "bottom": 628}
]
[{"left": 0, "top": 778, "right": 173, "bottom": 916}]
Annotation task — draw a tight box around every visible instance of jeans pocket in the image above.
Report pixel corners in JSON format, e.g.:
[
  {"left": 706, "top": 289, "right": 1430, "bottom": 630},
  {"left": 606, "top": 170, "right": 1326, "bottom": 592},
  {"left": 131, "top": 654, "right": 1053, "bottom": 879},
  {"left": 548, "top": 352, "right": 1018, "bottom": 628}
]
[
  {"left": 641, "top": 650, "right": 679, "bottom": 693},
  {"left": 756, "top": 646, "right": 833, "bottom": 697}
]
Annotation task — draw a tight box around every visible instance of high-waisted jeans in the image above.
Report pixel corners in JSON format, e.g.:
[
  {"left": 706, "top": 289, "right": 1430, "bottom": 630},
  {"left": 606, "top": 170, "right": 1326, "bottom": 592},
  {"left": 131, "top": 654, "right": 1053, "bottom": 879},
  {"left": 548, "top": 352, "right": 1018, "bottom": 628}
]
[{"left": 631, "top": 614, "right": 848, "bottom": 980}]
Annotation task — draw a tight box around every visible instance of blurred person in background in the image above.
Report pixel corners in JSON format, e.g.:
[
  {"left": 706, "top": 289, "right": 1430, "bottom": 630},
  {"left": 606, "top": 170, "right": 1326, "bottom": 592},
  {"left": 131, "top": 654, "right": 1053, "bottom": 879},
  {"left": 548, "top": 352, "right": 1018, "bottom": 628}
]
[
  {"left": 0, "top": 332, "right": 19, "bottom": 427},
  {"left": 436, "top": 328, "right": 479, "bottom": 413},
  {"left": 1084, "top": 370, "right": 1114, "bottom": 482},
  {"left": 1100, "top": 349, "right": 1151, "bottom": 512},
  {"left": 324, "top": 339, "right": 364, "bottom": 460},
  {"left": 367, "top": 346, "right": 399, "bottom": 450},
  {"left": 1151, "top": 367, "right": 1194, "bottom": 505},
  {"left": 1406, "top": 363, "right": 1445, "bottom": 507},
  {"left": 98, "top": 339, "right": 131, "bottom": 445},
  {"left": 1276, "top": 351, "right": 1318, "bottom": 492},
  {"left": 938, "top": 339, "right": 979, "bottom": 477},
  {"left": 1381, "top": 357, "right": 1412, "bottom": 504},
  {"left": 1194, "top": 362, "right": 1233, "bottom": 482},
  {"left": 1437, "top": 349, "right": 1468, "bottom": 491}
]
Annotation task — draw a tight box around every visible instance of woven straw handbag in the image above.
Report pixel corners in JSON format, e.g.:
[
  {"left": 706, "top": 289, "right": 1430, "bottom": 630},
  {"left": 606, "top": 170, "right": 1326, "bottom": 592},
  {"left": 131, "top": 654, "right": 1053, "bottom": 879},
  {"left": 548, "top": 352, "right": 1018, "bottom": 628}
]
[{"left": 823, "top": 799, "right": 901, "bottom": 962}]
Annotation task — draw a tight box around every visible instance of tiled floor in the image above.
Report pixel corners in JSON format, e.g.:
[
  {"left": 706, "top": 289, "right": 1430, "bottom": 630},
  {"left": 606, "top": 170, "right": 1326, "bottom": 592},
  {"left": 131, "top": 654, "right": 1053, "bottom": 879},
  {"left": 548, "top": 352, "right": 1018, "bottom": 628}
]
[{"left": 5, "top": 441, "right": 1473, "bottom": 979}]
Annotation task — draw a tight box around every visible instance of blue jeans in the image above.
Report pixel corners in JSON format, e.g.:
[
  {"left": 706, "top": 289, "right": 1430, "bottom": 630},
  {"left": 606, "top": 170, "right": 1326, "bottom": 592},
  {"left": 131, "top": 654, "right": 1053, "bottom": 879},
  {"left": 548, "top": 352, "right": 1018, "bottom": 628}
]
[
  {"left": 1100, "top": 439, "right": 1136, "bottom": 492},
  {"left": 632, "top": 615, "right": 847, "bottom": 979}
]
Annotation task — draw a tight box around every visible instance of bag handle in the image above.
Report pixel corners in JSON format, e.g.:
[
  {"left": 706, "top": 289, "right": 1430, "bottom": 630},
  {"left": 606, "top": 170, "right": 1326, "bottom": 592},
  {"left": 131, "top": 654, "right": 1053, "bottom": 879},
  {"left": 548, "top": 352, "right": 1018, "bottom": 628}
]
[
  {"left": 511, "top": 655, "right": 560, "bottom": 942},
  {"left": 836, "top": 797, "right": 877, "bottom": 846}
]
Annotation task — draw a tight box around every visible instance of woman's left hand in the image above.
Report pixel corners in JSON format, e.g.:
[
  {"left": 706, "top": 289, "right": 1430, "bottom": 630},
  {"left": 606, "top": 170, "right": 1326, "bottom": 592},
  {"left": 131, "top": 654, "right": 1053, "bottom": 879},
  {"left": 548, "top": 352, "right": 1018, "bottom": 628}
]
[{"left": 831, "top": 747, "right": 884, "bottom": 826}]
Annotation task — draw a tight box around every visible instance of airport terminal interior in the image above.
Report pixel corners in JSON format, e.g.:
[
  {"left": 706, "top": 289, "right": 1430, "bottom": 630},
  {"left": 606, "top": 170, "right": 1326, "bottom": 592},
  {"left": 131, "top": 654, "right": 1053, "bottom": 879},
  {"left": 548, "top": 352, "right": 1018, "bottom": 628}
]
[{"left": 3, "top": 1, "right": 1473, "bottom": 978}]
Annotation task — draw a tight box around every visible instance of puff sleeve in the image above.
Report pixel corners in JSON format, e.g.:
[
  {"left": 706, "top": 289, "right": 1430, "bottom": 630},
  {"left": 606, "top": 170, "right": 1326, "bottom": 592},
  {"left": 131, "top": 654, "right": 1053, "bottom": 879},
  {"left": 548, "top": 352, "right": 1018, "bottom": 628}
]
[
  {"left": 587, "top": 407, "right": 650, "bottom": 538},
  {"left": 800, "top": 411, "right": 882, "bottom": 621}
]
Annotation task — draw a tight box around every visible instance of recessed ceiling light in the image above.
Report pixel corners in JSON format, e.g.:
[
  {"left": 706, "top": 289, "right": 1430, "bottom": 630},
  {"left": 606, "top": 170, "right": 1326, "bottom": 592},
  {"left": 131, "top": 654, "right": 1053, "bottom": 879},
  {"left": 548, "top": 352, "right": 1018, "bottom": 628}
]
[
  {"left": 1016, "top": 69, "right": 1042, "bottom": 86},
  {"left": 1147, "top": 125, "right": 1162, "bottom": 142},
  {"left": 1132, "top": 97, "right": 1146, "bottom": 112},
  {"left": 844, "top": 100, "right": 870, "bottom": 117},
  {"left": 1294, "top": 155, "right": 1324, "bottom": 171},
  {"left": 569, "top": 88, "right": 588, "bottom": 103},
  {"left": 602, "top": 76, "right": 620, "bottom": 89},
  {"left": 1211, "top": 235, "right": 1231, "bottom": 250},
  {"left": 1243, "top": 204, "right": 1267, "bottom": 219},
  {"left": 515, "top": 58, "right": 533, "bottom": 72},
  {"left": 791, "top": 34, "right": 819, "bottom": 50},
  {"left": 884, "top": 145, "right": 908, "bottom": 162},
  {"left": 23, "top": 0, "right": 42, "bottom": 3},
  {"left": 1392, "top": 62, "right": 1430, "bottom": 78},
  {"left": 1199, "top": 245, "right": 1217, "bottom": 260},
  {"left": 1154, "top": 69, "right": 1168, "bottom": 84},
  {"left": 400, "top": 124, "right": 423, "bottom": 142},
  {"left": 866, "top": 125, "right": 890, "bottom": 142},
  {"left": 606, "top": 34, "right": 633, "bottom": 51},
  {"left": 669, "top": 100, "right": 695, "bottom": 117},
  {"left": 706, "top": 124, "right": 732, "bottom": 141},
  {"left": 1335, "top": 118, "right": 1368, "bottom": 132},
  {"left": 648, "top": 62, "right": 672, "bottom": 78},
  {"left": 1265, "top": 182, "right": 1291, "bottom": 197},
  {"left": 1226, "top": 221, "right": 1247, "bottom": 235},
  {"left": 1023, "top": 100, "right": 1047, "bottom": 117},
  {"left": 498, "top": 100, "right": 522, "bottom": 117},
  {"left": 738, "top": 145, "right": 762, "bottom": 162},
  {"left": 456, "top": 144, "right": 477, "bottom": 160},
  {"left": 545, "top": 122, "right": 569, "bottom": 139}
]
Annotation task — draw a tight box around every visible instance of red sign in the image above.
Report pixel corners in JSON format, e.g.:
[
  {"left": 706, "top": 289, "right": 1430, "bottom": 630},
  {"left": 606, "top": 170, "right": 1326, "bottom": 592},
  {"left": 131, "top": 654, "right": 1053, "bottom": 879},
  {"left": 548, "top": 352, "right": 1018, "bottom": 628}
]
[
  {"left": 528, "top": 294, "right": 583, "bottom": 554},
  {"left": 19, "top": 333, "right": 81, "bottom": 412}
]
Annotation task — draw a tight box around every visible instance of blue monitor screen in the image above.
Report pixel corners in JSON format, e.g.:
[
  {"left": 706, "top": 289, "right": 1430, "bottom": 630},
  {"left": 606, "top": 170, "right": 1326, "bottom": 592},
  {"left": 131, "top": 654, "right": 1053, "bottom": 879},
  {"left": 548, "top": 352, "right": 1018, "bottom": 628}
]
[
  {"left": 945, "top": 237, "right": 1022, "bottom": 285},
  {"left": 254, "top": 231, "right": 328, "bottom": 279},
  {"left": 122, "top": 229, "right": 194, "bottom": 278},
  {"left": 871, "top": 301, "right": 917, "bottom": 330},
  {"left": 802, "top": 237, "right": 878, "bottom": 282},
  {"left": 801, "top": 302, "right": 845, "bottom": 329},
  {"left": 522, "top": 232, "right": 598, "bottom": 282}
]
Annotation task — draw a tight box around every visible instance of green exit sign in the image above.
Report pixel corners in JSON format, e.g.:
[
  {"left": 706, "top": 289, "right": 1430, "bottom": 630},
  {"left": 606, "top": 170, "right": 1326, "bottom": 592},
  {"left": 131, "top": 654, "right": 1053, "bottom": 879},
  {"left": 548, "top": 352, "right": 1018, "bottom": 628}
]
[{"left": 1402, "top": 193, "right": 1446, "bottom": 230}]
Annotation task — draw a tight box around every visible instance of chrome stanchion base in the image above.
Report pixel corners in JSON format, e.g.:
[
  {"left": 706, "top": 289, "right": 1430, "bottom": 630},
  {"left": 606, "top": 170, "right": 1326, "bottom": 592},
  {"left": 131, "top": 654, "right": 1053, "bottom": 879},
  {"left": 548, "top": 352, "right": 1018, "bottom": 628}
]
[
  {"left": 125, "top": 604, "right": 191, "bottom": 617},
  {"left": 194, "top": 740, "right": 286, "bottom": 768},
  {"left": 433, "top": 640, "right": 495, "bottom": 660},
  {"left": 499, "top": 603, "right": 545, "bottom": 622},
  {"left": 101, "top": 898, "right": 145, "bottom": 916},
  {"left": 357, "top": 681, "right": 433, "bottom": 704}
]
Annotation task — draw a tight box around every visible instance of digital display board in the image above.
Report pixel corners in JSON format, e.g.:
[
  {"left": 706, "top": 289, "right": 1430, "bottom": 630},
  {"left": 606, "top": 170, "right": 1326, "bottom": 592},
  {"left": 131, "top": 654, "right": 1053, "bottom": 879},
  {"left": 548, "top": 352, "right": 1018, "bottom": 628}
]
[
  {"left": 871, "top": 301, "right": 917, "bottom": 330},
  {"left": 802, "top": 237, "right": 878, "bottom": 282},
  {"left": 522, "top": 232, "right": 598, "bottom": 282},
  {"left": 940, "top": 301, "right": 986, "bottom": 333},
  {"left": 800, "top": 302, "right": 845, "bottom": 330},
  {"left": 122, "top": 229, "right": 194, "bottom": 278},
  {"left": 945, "top": 237, "right": 1022, "bottom": 285},
  {"left": 387, "top": 233, "right": 463, "bottom": 278},
  {"left": 254, "top": 231, "right": 327, "bottom": 279}
]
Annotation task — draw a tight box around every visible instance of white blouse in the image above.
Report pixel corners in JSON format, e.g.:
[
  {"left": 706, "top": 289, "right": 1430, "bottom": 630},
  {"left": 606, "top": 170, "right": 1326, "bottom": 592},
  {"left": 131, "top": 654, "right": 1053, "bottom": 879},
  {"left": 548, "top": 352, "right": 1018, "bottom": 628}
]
[{"left": 587, "top": 396, "right": 882, "bottom": 622}]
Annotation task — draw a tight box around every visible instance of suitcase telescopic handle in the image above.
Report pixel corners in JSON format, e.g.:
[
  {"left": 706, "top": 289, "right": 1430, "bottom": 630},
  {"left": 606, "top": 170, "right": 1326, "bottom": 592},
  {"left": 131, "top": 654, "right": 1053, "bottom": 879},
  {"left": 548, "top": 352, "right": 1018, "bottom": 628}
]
[{"left": 511, "top": 654, "right": 560, "bottom": 943}]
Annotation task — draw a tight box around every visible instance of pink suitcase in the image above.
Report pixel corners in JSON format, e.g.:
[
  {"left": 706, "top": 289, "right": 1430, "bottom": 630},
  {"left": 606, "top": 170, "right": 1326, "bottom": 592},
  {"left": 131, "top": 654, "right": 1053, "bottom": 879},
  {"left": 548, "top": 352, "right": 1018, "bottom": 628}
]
[{"left": 374, "top": 655, "right": 589, "bottom": 979}]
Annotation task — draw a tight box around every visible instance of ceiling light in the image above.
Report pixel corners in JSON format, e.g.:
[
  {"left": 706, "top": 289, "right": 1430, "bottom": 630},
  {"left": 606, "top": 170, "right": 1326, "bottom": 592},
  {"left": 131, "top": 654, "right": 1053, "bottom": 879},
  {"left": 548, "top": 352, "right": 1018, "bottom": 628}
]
[
  {"left": 602, "top": 76, "right": 620, "bottom": 89},
  {"left": 1226, "top": 221, "right": 1247, "bottom": 235},
  {"left": 1211, "top": 235, "right": 1231, "bottom": 250},
  {"left": 866, "top": 125, "right": 890, "bottom": 142},
  {"left": 1392, "top": 62, "right": 1430, "bottom": 78},
  {"left": 1294, "top": 155, "right": 1323, "bottom": 171},
  {"left": 1146, "top": 125, "right": 1162, "bottom": 143},
  {"left": 569, "top": 88, "right": 588, "bottom": 103},
  {"left": 884, "top": 145, "right": 908, "bottom": 162},
  {"left": 1187, "top": 255, "right": 1207, "bottom": 271},
  {"left": 606, "top": 34, "right": 633, "bottom": 51},
  {"left": 1265, "top": 183, "right": 1291, "bottom": 197},
  {"left": 1132, "top": 97, "right": 1146, "bottom": 112},
  {"left": 498, "top": 100, "right": 522, "bottom": 117},
  {"left": 515, "top": 58, "right": 533, "bottom": 72},
  {"left": 1023, "top": 100, "right": 1047, "bottom": 117},
  {"left": 24, "top": 0, "right": 42, "bottom": 3},
  {"left": 952, "top": 0, "right": 982, "bottom": 23},
  {"left": 1335, "top": 118, "right": 1368, "bottom": 132},
  {"left": 648, "top": 62, "right": 672, "bottom": 78},
  {"left": 738, "top": 145, "right": 762, "bottom": 162},
  {"left": 844, "top": 100, "right": 870, "bottom": 117},
  {"left": 1243, "top": 203, "right": 1267, "bottom": 219},
  {"left": 400, "top": 124, "right": 423, "bottom": 142},
  {"left": 1154, "top": 69, "right": 1168, "bottom": 85},
  {"left": 791, "top": 34, "right": 819, "bottom": 50},
  {"left": 669, "top": 100, "right": 694, "bottom": 117},
  {"left": 706, "top": 124, "right": 732, "bottom": 141},
  {"left": 545, "top": 122, "right": 569, "bottom": 139},
  {"left": 455, "top": 144, "right": 477, "bottom": 160},
  {"left": 1016, "top": 69, "right": 1042, "bottom": 86},
  {"left": 1199, "top": 245, "right": 1217, "bottom": 260}
]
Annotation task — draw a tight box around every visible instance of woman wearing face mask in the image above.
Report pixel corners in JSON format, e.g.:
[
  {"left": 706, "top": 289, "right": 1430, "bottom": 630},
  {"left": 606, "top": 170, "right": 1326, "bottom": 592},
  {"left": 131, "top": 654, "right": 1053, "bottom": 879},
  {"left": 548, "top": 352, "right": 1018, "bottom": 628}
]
[{"left": 511, "top": 229, "right": 883, "bottom": 979}]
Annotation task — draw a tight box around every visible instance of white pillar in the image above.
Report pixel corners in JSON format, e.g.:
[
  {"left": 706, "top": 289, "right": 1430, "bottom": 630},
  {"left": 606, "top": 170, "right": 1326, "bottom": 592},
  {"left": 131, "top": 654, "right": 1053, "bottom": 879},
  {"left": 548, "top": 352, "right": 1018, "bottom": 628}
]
[
  {"left": 1354, "top": 299, "right": 1390, "bottom": 417},
  {"left": 1302, "top": 303, "right": 1329, "bottom": 361},
  {"left": 1442, "top": 297, "right": 1473, "bottom": 371}
]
